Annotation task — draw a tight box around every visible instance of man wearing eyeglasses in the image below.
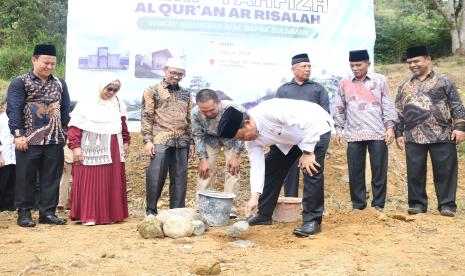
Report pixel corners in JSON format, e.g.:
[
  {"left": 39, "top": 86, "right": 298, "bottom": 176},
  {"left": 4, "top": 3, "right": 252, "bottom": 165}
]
[{"left": 141, "top": 57, "right": 195, "bottom": 216}]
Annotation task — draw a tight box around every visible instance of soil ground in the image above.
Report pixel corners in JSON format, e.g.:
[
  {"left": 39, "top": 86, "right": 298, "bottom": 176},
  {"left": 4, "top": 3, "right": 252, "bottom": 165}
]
[{"left": 2, "top": 60, "right": 465, "bottom": 275}]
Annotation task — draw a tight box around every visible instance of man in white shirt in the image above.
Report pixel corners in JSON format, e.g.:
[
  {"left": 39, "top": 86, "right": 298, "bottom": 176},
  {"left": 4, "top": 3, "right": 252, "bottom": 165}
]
[{"left": 218, "top": 98, "right": 333, "bottom": 236}]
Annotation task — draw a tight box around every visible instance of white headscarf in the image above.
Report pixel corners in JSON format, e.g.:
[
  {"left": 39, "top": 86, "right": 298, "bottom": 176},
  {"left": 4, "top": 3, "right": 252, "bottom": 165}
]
[{"left": 69, "top": 75, "right": 127, "bottom": 134}]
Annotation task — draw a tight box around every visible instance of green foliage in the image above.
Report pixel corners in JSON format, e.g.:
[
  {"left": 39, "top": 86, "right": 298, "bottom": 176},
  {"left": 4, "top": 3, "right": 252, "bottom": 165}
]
[
  {"left": 0, "top": 0, "right": 67, "bottom": 79},
  {"left": 375, "top": 0, "right": 451, "bottom": 63}
]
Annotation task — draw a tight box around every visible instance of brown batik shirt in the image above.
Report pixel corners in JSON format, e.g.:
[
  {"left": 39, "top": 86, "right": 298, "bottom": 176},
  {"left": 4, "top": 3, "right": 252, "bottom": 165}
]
[
  {"left": 141, "top": 80, "right": 193, "bottom": 148},
  {"left": 395, "top": 70, "right": 465, "bottom": 144}
]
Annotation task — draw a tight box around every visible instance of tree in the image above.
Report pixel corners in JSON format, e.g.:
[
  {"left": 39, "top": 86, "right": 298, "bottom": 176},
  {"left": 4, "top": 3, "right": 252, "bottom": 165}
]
[{"left": 431, "top": 0, "right": 465, "bottom": 54}]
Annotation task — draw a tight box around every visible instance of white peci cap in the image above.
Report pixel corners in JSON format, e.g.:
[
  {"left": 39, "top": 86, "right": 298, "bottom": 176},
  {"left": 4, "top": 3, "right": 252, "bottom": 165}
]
[{"left": 165, "top": 57, "right": 186, "bottom": 70}]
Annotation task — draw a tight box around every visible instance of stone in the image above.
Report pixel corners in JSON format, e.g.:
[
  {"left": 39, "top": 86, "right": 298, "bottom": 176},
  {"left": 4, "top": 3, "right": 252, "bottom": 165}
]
[
  {"left": 137, "top": 215, "right": 164, "bottom": 239},
  {"left": 156, "top": 208, "right": 197, "bottom": 225},
  {"left": 389, "top": 214, "right": 415, "bottom": 222},
  {"left": 189, "top": 258, "right": 221, "bottom": 275},
  {"left": 227, "top": 221, "right": 249, "bottom": 237},
  {"left": 229, "top": 239, "right": 254, "bottom": 248},
  {"left": 163, "top": 217, "right": 193, "bottom": 239},
  {"left": 192, "top": 220, "right": 206, "bottom": 236}
]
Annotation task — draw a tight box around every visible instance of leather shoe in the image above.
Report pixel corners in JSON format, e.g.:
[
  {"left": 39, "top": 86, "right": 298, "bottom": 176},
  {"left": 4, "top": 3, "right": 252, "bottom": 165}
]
[
  {"left": 39, "top": 214, "right": 67, "bottom": 225},
  {"left": 440, "top": 208, "right": 455, "bottom": 217},
  {"left": 17, "top": 209, "right": 36, "bottom": 227},
  {"left": 246, "top": 214, "right": 272, "bottom": 226},
  {"left": 293, "top": 221, "right": 321, "bottom": 237},
  {"left": 407, "top": 207, "right": 426, "bottom": 215}
]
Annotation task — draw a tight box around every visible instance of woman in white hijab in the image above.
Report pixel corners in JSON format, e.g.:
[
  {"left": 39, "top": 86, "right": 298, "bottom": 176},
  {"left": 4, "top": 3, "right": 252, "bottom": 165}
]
[{"left": 67, "top": 75, "right": 130, "bottom": 226}]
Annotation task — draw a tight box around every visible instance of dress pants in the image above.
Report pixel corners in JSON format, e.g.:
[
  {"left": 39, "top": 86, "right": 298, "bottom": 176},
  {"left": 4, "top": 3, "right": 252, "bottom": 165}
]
[
  {"left": 0, "top": 164, "right": 16, "bottom": 211},
  {"left": 15, "top": 144, "right": 64, "bottom": 216},
  {"left": 347, "top": 140, "right": 388, "bottom": 209},
  {"left": 146, "top": 145, "right": 188, "bottom": 214},
  {"left": 196, "top": 145, "right": 240, "bottom": 206},
  {"left": 405, "top": 142, "right": 457, "bottom": 212},
  {"left": 283, "top": 159, "right": 300, "bottom": 197},
  {"left": 258, "top": 132, "right": 330, "bottom": 224}
]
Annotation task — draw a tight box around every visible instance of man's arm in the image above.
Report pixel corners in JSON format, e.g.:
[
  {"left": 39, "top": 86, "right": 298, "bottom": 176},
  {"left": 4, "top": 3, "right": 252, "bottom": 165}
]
[
  {"left": 60, "top": 79, "right": 71, "bottom": 133},
  {"left": 446, "top": 79, "right": 465, "bottom": 131},
  {"left": 394, "top": 85, "right": 405, "bottom": 138},
  {"left": 6, "top": 78, "right": 26, "bottom": 136},
  {"left": 318, "top": 84, "right": 330, "bottom": 114},
  {"left": 141, "top": 87, "right": 155, "bottom": 143},
  {"left": 190, "top": 108, "right": 208, "bottom": 159},
  {"left": 333, "top": 81, "right": 347, "bottom": 134},
  {"left": 247, "top": 142, "right": 265, "bottom": 194},
  {"left": 380, "top": 76, "right": 397, "bottom": 129}
]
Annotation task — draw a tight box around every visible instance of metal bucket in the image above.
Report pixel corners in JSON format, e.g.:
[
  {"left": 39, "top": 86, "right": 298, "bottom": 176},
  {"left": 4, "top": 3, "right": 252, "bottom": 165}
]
[
  {"left": 198, "top": 191, "right": 235, "bottom": 227},
  {"left": 272, "top": 197, "right": 302, "bottom": 222}
]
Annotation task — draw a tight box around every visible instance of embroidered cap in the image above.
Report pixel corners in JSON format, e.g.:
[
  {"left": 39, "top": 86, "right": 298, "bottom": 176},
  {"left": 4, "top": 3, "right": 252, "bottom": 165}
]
[
  {"left": 349, "top": 50, "right": 369, "bottom": 62},
  {"left": 165, "top": 57, "right": 186, "bottom": 70},
  {"left": 33, "top": 44, "right": 56, "bottom": 56},
  {"left": 217, "top": 106, "right": 244, "bottom": 138}
]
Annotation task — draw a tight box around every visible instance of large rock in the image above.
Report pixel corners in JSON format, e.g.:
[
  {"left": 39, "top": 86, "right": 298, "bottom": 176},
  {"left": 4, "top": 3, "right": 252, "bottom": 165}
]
[
  {"left": 192, "top": 220, "right": 206, "bottom": 236},
  {"left": 137, "top": 215, "right": 164, "bottom": 239},
  {"left": 189, "top": 258, "right": 221, "bottom": 275},
  {"left": 156, "top": 208, "right": 197, "bottom": 225},
  {"left": 163, "top": 217, "right": 193, "bottom": 239},
  {"left": 227, "top": 221, "right": 249, "bottom": 237}
]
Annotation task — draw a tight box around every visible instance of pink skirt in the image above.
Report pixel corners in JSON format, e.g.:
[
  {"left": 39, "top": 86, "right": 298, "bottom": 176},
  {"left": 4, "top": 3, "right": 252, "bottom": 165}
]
[{"left": 70, "top": 135, "right": 128, "bottom": 224}]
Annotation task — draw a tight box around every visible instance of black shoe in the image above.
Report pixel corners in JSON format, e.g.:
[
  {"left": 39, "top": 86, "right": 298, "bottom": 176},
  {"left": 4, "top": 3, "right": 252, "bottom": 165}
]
[
  {"left": 407, "top": 207, "right": 426, "bottom": 215},
  {"left": 145, "top": 209, "right": 157, "bottom": 217},
  {"left": 39, "top": 214, "right": 67, "bottom": 225},
  {"left": 293, "top": 221, "right": 321, "bottom": 237},
  {"left": 246, "top": 214, "right": 272, "bottom": 226},
  {"left": 17, "top": 209, "right": 36, "bottom": 227},
  {"left": 439, "top": 208, "right": 455, "bottom": 217}
]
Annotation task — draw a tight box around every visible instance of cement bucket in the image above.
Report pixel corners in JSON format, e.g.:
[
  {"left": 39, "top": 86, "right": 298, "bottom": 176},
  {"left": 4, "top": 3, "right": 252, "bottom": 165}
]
[{"left": 198, "top": 191, "right": 235, "bottom": 226}]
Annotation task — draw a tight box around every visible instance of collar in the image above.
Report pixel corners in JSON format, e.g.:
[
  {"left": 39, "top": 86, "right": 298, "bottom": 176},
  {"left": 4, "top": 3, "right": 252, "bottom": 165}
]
[
  {"left": 290, "top": 78, "right": 314, "bottom": 85},
  {"left": 410, "top": 69, "right": 435, "bottom": 81},
  {"left": 352, "top": 73, "right": 372, "bottom": 82},
  {"left": 162, "top": 79, "right": 180, "bottom": 91},
  {"left": 28, "top": 71, "right": 55, "bottom": 81}
]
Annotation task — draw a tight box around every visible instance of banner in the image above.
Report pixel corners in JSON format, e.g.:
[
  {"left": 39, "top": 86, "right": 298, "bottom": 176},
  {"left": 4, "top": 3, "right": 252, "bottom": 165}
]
[{"left": 66, "top": 0, "right": 375, "bottom": 120}]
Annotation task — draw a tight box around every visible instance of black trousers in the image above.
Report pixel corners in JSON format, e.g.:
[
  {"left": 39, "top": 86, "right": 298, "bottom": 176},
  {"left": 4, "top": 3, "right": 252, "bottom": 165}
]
[
  {"left": 0, "top": 164, "right": 16, "bottom": 211},
  {"left": 15, "top": 144, "right": 64, "bottom": 216},
  {"left": 283, "top": 159, "right": 300, "bottom": 197},
  {"left": 347, "top": 140, "right": 388, "bottom": 209},
  {"left": 405, "top": 142, "right": 457, "bottom": 212},
  {"left": 259, "top": 132, "right": 330, "bottom": 224},
  {"left": 146, "top": 145, "right": 188, "bottom": 213}
]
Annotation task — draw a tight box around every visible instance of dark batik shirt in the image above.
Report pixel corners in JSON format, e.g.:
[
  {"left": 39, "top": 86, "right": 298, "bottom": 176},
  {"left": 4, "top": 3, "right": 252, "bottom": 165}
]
[
  {"left": 7, "top": 71, "right": 70, "bottom": 145},
  {"left": 275, "top": 78, "right": 330, "bottom": 113},
  {"left": 395, "top": 70, "right": 465, "bottom": 144}
]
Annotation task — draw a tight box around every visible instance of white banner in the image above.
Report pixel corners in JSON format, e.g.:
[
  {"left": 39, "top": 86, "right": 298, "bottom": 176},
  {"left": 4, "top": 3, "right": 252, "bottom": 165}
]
[{"left": 66, "top": 0, "right": 375, "bottom": 120}]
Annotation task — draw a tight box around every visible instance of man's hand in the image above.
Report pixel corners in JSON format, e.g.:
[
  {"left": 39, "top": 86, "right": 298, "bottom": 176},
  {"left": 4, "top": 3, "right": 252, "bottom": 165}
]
[
  {"left": 396, "top": 137, "right": 405, "bottom": 151},
  {"left": 73, "top": 147, "right": 84, "bottom": 164},
  {"left": 198, "top": 158, "right": 210, "bottom": 179},
  {"left": 245, "top": 192, "right": 260, "bottom": 217},
  {"left": 227, "top": 152, "right": 240, "bottom": 175},
  {"left": 144, "top": 141, "right": 155, "bottom": 158},
  {"left": 189, "top": 145, "right": 196, "bottom": 159},
  {"left": 385, "top": 128, "right": 395, "bottom": 145},
  {"left": 299, "top": 152, "right": 320, "bottom": 176},
  {"left": 451, "top": 129, "right": 465, "bottom": 145},
  {"left": 0, "top": 154, "right": 4, "bottom": 168},
  {"left": 124, "top": 143, "right": 129, "bottom": 158},
  {"left": 14, "top": 136, "right": 28, "bottom": 151},
  {"left": 335, "top": 133, "right": 344, "bottom": 147}
]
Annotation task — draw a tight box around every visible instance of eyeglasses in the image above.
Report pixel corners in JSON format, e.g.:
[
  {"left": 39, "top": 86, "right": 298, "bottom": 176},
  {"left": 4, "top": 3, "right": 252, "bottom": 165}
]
[
  {"left": 105, "top": 86, "right": 119, "bottom": 93},
  {"left": 169, "top": 71, "right": 184, "bottom": 78}
]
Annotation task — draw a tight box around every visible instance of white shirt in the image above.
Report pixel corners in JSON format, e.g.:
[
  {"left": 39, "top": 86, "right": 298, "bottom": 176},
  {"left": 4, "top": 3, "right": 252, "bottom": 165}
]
[
  {"left": 0, "top": 112, "right": 15, "bottom": 165},
  {"left": 246, "top": 99, "right": 333, "bottom": 194}
]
